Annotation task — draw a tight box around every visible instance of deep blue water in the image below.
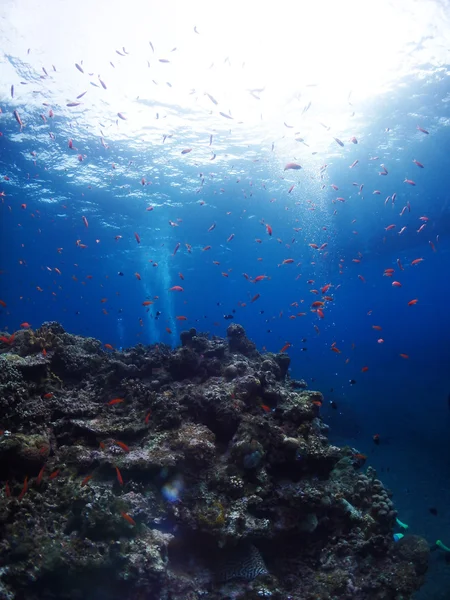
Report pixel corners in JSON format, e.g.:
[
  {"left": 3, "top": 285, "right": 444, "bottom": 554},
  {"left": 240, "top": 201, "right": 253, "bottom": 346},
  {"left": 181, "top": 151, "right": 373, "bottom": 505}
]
[{"left": 2, "top": 4, "right": 450, "bottom": 596}]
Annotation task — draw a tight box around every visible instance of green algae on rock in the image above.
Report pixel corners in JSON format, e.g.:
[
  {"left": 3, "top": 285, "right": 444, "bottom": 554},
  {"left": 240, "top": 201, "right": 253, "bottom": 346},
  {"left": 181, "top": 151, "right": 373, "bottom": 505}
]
[{"left": 0, "top": 322, "right": 428, "bottom": 599}]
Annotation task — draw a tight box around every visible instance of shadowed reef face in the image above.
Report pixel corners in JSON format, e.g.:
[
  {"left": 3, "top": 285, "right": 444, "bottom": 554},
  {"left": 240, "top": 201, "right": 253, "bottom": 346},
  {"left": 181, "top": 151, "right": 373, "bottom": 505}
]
[{"left": 0, "top": 322, "right": 428, "bottom": 599}]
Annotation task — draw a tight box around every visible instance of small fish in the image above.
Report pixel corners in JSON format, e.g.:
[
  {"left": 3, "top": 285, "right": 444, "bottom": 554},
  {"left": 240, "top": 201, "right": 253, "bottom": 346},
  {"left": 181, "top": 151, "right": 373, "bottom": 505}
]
[
  {"left": 280, "top": 343, "right": 291, "bottom": 353},
  {"left": 115, "top": 466, "right": 124, "bottom": 486},
  {"left": 416, "top": 126, "right": 429, "bottom": 134},
  {"left": 333, "top": 137, "right": 344, "bottom": 147},
  {"left": 142, "top": 301, "right": 153, "bottom": 306},
  {"left": 176, "top": 316, "right": 187, "bottom": 320},
  {"left": 115, "top": 440, "right": 130, "bottom": 453},
  {"left": 49, "top": 469, "right": 59, "bottom": 480},
  {"left": 134, "top": 232, "right": 141, "bottom": 244},
  {"left": 81, "top": 474, "right": 93, "bottom": 487},
  {"left": 82, "top": 215, "right": 88, "bottom": 228},
  {"left": 145, "top": 411, "right": 152, "bottom": 424},
  {"left": 361, "top": 366, "right": 369, "bottom": 372},
  {"left": 36, "top": 466, "right": 45, "bottom": 486},
  {"left": 13, "top": 109, "right": 24, "bottom": 130},
  {"left": 169, "top": 286, "right": 183, "bottom": 292},
  {"left": 403, "top": 179, "right": 416, "bottom": 186},
  {"left": 266, "top": 224, "right": 272, "bottom": 236},
  {"left": 284, "top": 162, "right": 302, "bottom": 171},
  {"left": 66, "top": 102, "right": 82, "bottom": 107},
  {"left": 407, "top": 299, "right": 418, "bottom": 306},
  {"left": 18, "top": 476, "right": 28, "bottom": 500},
  {"left": 121, "top": 512, "right": 136, "bottom": 525},
  {"left": 117, "top": 112, "right": 126, "bottom": 120},
  {"left": 107, "top": 398, "right": 124, "bottom": 405}
]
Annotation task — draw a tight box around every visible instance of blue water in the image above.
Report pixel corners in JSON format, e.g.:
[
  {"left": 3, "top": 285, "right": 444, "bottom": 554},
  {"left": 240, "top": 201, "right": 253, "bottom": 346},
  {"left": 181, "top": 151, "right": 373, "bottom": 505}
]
[{"left": 2, "top": 2, "right": 450, "bottom": 596}]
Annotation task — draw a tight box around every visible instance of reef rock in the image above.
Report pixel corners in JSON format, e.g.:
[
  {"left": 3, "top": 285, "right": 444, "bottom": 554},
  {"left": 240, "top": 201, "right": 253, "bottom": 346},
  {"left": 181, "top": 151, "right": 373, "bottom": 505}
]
[{"left": 0, "top": 323, "right": 428, "bottom": 599}]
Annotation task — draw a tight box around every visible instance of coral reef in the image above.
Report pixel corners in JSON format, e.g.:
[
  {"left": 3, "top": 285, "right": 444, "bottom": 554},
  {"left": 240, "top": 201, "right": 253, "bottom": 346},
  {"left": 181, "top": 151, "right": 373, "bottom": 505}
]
[{"left": 0, "top": 322, "right": 428, "bottom": 599}]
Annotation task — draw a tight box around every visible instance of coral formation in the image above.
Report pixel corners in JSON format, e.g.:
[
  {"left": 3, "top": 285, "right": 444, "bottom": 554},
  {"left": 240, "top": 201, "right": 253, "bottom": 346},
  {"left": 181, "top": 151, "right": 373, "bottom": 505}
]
[{"left": 0, "top": 322, "right": 428, "bottom": 599}]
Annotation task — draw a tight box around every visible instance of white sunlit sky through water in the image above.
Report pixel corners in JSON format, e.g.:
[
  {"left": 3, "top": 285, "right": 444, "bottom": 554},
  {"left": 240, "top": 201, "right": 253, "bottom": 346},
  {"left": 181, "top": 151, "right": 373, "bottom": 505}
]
[{"left": 2, "top": 0, "right": 450, "bottom": 598}]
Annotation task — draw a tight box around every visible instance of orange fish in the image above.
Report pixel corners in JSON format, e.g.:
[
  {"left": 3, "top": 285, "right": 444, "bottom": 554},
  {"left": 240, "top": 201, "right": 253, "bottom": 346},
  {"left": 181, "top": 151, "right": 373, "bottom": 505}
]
[
  {"left": 331, "top": 347, "right": 341, "bottom": 354},
  {"left": 399, "top": 353, "right": 409, "bottom": 359},
  {"left": 266, "top": 224, "right": 272, "bottom": 236},
  {"left": 49, "top": 469, "right": 59, "bottom": 480},
  {"left": 358, "top": 275, "right": 365, "bottom": 283},
  {"left": 134, "top": 232, "right": 141, "bottom": 244},
  {"left": 81, "top": 474, "right": 93, "bottom": 487},
  {"left": 261, "top": 404, "right": 271, "bottom": 413},
  {"left": 36, "top": 466, "right": 45, "bottom": 486},
  {"left": 115, "top": 466, "right": 124, "bottom": 486},
  {"left": 115, "top": 440, "right": 130, "bottom": 453},
  {"left": 202, "top": 245, "right": 211, "bottom": 251},
  {"left": 250, "top": 294, "right": 260, "bottom": 303},
  {"left": 142, "top": 301, "right": 153, "bottom": 306},
  {"left": 169, "top": 286, "right": 183, "bottom": 292},
  {"left": 280, "top": 343, "right": 291, "bottom": 353},
  {"left": 121, "top": 511, "right": 136, "bottom": 525},
  {"left": 408, "top": 299, "right": 418, "bottom": 306},
  {"left": 18, "top": 476, "right": 28, "bottom": 501},
  {"left": 176, "top": 316, "right": 187, "bottom": 320},
  {"left": 361, "top": 366, "right": 369, "bottom": 372},
  {"left": 166, "top": 327, "right": 172, "bottom": 334},
  {"left": 0, "top": 300, "right": 6, "bottom": 308},
  {"left": 134, "top": 272, "right": 141, "bottom": 280},
  {"left": 372, "top": 325, "right": 382, "bottom": 331},
  {"left": 107, "top": 398, "right": 124, "bottom": 406},
  {"left": 104, "top": 343, "right": 114, "bottom": 350},
  {"left": 411, "top": 258, "right": 423, "bottom": 266},
  {"left": 82, "top": 215, "right": 88, "bottom": 228},
  {"left": 178, "top": 272, "right": 184, "bottom": 280},
  {"left": 311, "top": 301, "right": 324, "bottom": 308},
  {"left": 42, "top": 392, "right": 53, "bottom": 399},
  {"left": 145, "top": 411, "right": 152, "bottom": 424},
  {"left": 20, "top": 322, "right": 31, "bottom": 328}
]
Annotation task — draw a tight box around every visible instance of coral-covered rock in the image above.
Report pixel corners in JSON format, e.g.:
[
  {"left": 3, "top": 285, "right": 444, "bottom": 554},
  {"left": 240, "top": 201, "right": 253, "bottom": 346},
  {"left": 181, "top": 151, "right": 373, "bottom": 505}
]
[{"left": 0, "top": 323, "right": 427, "bottom": 600}]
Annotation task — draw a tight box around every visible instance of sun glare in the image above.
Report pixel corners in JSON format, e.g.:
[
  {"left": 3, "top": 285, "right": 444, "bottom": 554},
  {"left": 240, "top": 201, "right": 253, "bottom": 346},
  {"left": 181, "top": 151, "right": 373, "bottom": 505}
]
[{"left": 1, "top": 0, "right": 448, "bottom": 151}]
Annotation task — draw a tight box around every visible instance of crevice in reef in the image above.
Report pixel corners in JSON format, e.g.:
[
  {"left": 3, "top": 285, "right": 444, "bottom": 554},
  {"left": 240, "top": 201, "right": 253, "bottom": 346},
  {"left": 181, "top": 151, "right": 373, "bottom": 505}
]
[{"left": 0, "top": 321, "right": 429, "bottom": 599}]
